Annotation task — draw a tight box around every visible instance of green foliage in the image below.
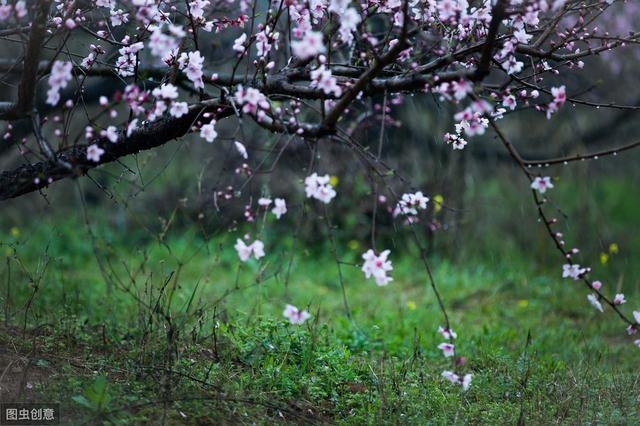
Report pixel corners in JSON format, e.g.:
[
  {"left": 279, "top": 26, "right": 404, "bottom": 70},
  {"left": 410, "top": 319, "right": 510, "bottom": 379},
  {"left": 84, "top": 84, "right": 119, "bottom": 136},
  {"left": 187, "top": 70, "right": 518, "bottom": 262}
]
[{"left": 0, "top": 177, "right": 639, "bottom": 424}]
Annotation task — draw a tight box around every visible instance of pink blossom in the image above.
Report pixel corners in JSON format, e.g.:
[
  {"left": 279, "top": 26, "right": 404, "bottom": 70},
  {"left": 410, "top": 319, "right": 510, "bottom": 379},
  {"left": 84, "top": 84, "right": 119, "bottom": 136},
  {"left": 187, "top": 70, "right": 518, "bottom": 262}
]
[
  {"left": 234, "top": 238, "right": 265, "bottom": 262},
  {"left": 291, "top": 31, "right": 326, "bottom": 60},
  {"left": 272, "top": 198, "right": 287, "bottom": 219},
  {"left": 46, "top": 61, "right": 73, "bottom": 106},
  {"left": 614, "top": 294, "right": 626, "bottom": 305},
  {"left": 200, "top": 122, "right": 217, "bottom": 143},
  {"left": 258, "top": 198, "right": 272, "bottom": 207},
  {"left": 452, "top": 80, "right": 473, "bottom": 101},
  {"left": 310, "top": 65, "right": 342, "bottom": 97},
  {"left": 152, "top": 83, "right": 179, "bottom": 100},
  {"left": 233, "top": 33, "right": 247, "bottom": 53},
  {"left": 396, "top": 192, "right": 429, "bottom": 216},
  {"left": 441, "top": 370, "right": 460, "bottom": 385},
  {"left": 502, "top": 95, "right": 517, "bottom": 111},
  {"left": 587, "top": 294, "right": 604, "bottom": 313},
  {"left": 547, "top": 86, "right": 567, "bottom": 118},
  {"left": 513, "top": 29, "right": 532, "bottom": 44},
  {"left": 170, "top": 102, "right": 189, "bottom": 118},
  {"left": 178, "top": 51, "right": 205, "bottom": 89},
  {"left": 444, "top": 132, "right": 468, "bottom": 150},
  {"left": 304, "top": 173, "right": 336, "bottom": 204},
  {"left": 338, "top": 8, "right": 361, "bottom": 45},
  {"left": 283, "top": 304, "right": 311, "bottom": 325},
  {"left": 361, "top": 249, "right": 393, "bottom": 286},
  {"left": 438, "top": 343, "right": 455, "bottom": 358},
  {"left": 103, "top": 126, "right": 119, "bottom": 143},
  {"left": 86, "top": 144, "right": 105, "bottom": 162},
  {"left": 234, "top": 141, "right": 248, "bottom": 159},
  {"left": 234, "top": 86, "right": 270, "bottom": 117},
  {"left": 438, "top": 326, "right": 457, "bottom": 340},
  {"left": 562, "top": 264, "right": 586, "bottom": 280},
  {"left": 115, "top": 41, "right": 144, "bottom": 77},
  {"left": 15, "top": 1, "right": 26, "bottom": 18},
  {"left": 127, "top": 119, "right": 139, "bottom": 137},
  {"left": 530, "top": 177, "right": 554, "bottom": 194}
]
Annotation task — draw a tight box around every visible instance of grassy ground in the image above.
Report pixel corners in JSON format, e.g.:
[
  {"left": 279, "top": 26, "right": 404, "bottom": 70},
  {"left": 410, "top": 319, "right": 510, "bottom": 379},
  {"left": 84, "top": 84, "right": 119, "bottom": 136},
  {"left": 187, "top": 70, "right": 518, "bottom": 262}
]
[{"left": 1, "top": 210, "right": 639, "bottom": 425}]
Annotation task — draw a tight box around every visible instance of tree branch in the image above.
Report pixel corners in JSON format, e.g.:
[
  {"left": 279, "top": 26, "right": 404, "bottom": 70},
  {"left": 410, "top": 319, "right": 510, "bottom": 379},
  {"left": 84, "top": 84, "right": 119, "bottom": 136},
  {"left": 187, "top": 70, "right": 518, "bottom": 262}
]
[
  {"left": 0, "top": 101, "right": 233, "bottom": 200},
  {"left": 473, "top": 0, "right": 507, "bottom": 81}
]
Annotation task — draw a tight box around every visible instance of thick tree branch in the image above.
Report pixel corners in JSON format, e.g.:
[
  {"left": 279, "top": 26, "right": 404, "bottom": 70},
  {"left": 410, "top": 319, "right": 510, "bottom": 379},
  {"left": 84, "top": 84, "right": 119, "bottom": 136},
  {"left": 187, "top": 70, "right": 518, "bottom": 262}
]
[
  {"left": 0, "top": 101, "right": 233, "bottom": 200},
  {"left": 473, "top": 0, "right": 507, "bottom": 81}
]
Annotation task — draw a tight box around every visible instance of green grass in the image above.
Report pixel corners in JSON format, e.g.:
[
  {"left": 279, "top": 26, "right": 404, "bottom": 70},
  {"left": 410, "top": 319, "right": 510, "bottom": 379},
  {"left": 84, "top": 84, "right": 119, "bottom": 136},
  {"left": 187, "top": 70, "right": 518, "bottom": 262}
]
[{"left": 1, "top": 211, "right": 639, "bottom": 425}]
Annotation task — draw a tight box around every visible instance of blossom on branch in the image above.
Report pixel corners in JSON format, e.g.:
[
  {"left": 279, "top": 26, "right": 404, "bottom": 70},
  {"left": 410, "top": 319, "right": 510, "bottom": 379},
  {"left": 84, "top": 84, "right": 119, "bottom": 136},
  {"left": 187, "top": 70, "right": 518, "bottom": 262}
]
[
  {"left": 361, "top": 249, "right": 393, "bottom": 286},
  {"left": 531, "top": 177, "right": 554, "bottom": 194},
  {"left": 304, "top": 173, "right": 336, "bottom": 204}
]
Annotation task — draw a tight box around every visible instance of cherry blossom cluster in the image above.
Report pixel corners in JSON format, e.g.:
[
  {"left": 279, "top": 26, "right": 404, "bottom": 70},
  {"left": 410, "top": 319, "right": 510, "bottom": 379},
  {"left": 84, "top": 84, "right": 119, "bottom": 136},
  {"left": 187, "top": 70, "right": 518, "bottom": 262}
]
[
  {"left": 234, "top": 86, "right": 271, "bottom": 121},
  {"left": 437, "top": 326, "right": 472, "bottom": 390},
  {"left": 234, "top": 237, "right": 265, "bottom": 262},
  {"left": 283, "top": 304, "right": 311, "bottom": 325},
  {"left": 395, "top": 192, "right": 429, "bottom": 216},
  {"left": 304, "top": 173, "right": 337, "bottom": 204},
  {"left": 0, "top": 1, "right": 26, "bottom": 21},
  {"left": 46, "top": 61, "right": 73, "bottom": 106},
  {"left": 361, "top": 249, "right": 393, "bottom": 286},
  {"left": 257, "top": 197, "right": 288, "bottom": 219}
]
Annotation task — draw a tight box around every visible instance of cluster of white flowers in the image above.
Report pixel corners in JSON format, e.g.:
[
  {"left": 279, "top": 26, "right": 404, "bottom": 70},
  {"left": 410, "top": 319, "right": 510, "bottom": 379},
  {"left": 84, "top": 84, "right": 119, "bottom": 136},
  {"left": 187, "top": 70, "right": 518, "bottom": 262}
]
[
  {"left": 178, "top": 51, "right": 205, "bottom": 89},
  {"left": 337, "top": 7, "right": 361, "bottom": 45},
  {"left": 81, "top": 44, "right": 105, "bottom": 69},
  {"left": 148, "top": 24, "right": 183, "bottom": 60},
  {"left": 453, "top": 108, "right": 490, "bottom": 137},
  {"left": 234, "top": 238, "right": 265, "bottom": 262},
  {"left": 433, "top": 80, "right": 474, "bottom": 102},
  {"left": 95, "top": 0, "right": 130, "bottom": 26},
  {"left": 443, "top": 132, "right": 468, "bottom": 150},
  {"left": 234, "top": 86, "right": 271, "bottom": 120},
  {"left": 150, "top": 83, "right": 189, "bottom": 120},
  {"left": 436, "top": 324, "right": 472, "bottom": 390},
  {"left": 361, "top": 249, "right": 393, "bottom": 286},
  {"left": 395, "top": 191, "right": 429, "bottom": 216},
  {"left": 0, "top": 1, "right": 26, "bottom": 21},
  {"left": 310, "top": 65, "right": 342, "bottom": 97},
  {"left": 441, "top": 370, "right": 473, "bottom": 391},
  {"left": 255, "top": 26, "right": 279, "bottom": 59},
  {"left": 304, "top": 173, "right": 336, "bottom": 204},
  {"left": 440, "top": 99, "right": 494, "bottom": 150},
  {"left": 283, "top": 304, "right": 311, "bottom": 325},
  {"left": 546, "top": 86, "right": 567, "bottom": 118},
  {"left": 562, "top": 264, "right": 587, "bottom": 280},
  {"left": 115, "top": 39, "right": 144, "bottom": 77},
  {"left": 257, "top": 197, "right": 288, "bottom": 219},
  {"left": 291, "top": 31, "right": 326, "bottom": 59},
  {"left": 46, "top": 61, "right": 73, "bottom": 106}
]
